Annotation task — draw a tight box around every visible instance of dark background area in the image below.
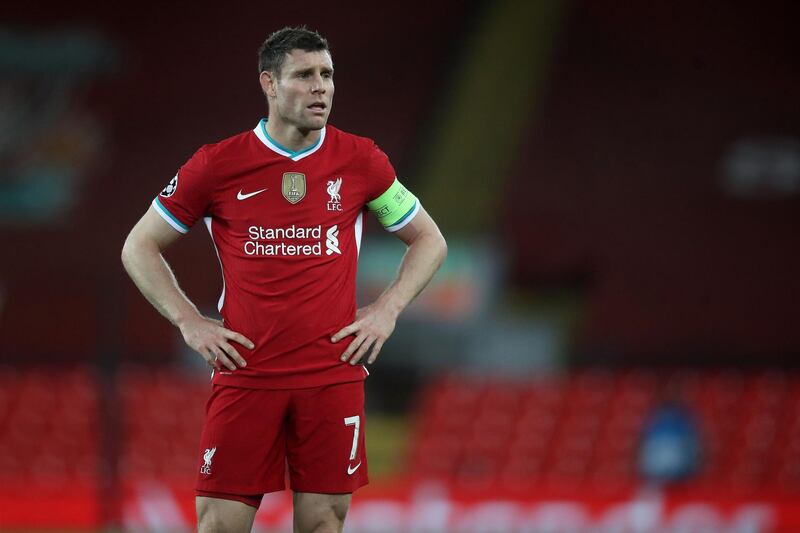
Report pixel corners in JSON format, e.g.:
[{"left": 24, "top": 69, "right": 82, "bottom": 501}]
[
  {"left": 2, "top": 1, "right": 798, "bottom": 368},
  {"left": 1, "top": 1, "right": 799, "bottom": 529}
]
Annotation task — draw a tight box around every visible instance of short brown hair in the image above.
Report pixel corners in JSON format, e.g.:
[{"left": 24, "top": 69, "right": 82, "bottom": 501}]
[{"left": 257, "top": 26, "right": 330, "bottom": 76}]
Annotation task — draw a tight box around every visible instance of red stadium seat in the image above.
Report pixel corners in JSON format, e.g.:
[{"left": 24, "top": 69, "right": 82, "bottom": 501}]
[{"left": 406, "top": 370, "right": 800, "bottom": 495}]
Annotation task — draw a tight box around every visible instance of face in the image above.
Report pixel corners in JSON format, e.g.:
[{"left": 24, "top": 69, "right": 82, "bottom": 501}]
[{"left": 261, "top": 49, "right": 334, "bottom": 132}]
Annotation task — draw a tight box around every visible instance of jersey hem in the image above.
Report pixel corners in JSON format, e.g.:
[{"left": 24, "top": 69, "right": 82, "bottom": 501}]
[{"left": 212, "top": 367, "right": 368, "bottom": 390}]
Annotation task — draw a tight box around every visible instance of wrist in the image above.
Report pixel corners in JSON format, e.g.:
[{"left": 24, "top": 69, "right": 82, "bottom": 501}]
[
  {"left": 376, "top": 293, "right": 404, "bottom": 320},
  {"left": 175, "top": 309, "right": 203, "bottom": 331}
]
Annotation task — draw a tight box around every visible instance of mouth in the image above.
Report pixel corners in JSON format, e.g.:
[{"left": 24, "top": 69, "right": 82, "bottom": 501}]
[{"left": 307, "top": 102, "right": 327, "bottom": 114}]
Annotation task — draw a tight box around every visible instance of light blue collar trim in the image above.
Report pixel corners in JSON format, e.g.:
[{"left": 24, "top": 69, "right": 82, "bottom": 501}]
[{"left": 253, "top": 118, "right": 325, "bottom": 161}]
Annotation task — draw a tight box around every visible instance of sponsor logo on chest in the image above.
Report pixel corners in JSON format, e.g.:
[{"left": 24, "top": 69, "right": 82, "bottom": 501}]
[
  {"left": 240, "top": 175, "right": 347, "bottom": 257},
  {"left": 245, "top": 224, "right": 342, "bottom": 257}
]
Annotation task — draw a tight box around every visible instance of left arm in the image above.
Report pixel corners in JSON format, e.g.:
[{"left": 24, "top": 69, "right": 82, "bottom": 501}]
[{"left": 332, "top": 205, "right": 447, "bottom": 365}]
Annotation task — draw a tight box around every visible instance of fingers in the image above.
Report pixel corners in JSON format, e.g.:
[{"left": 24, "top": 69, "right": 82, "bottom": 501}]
[
  {"left": 208, "top": 346, "right": 237, "bottom": 371},
  {"left": 213, "top": 327, "right": 252, "bottom": 370},
  {"left": 203, "top": 348, "right": 220, "bottom": 369},
  {"left": 340, "top": 333, "right": 367, "bottom": 363},
  {"left": 335, "top": 317, "right": 389, "bottom": 366},
  {"left": 222, "top": 328, "right": 255, "bottom": 349},
  {"left": 341, "top": 334, "right": 380, "bottom": 366},
  {"left": 201, "top": 349, "right": 219, "bottom": 369},
  {"left": 184, "top": 319, "right": 252, "bottom": 371},
  {"left": 201, "top": 343, "right": 244, "bottom": 371},
  {"left": 350, "top": 335, "right": 376, "bottom": 365},
  {"left": 219, "top": 341, "right": 247, "bottom": 368},
  {"left": 367, "top": 338, "right": 385, "bottom": 365},
  {"left": 331, "top": 323, "right": 358, "bottom": 343}
]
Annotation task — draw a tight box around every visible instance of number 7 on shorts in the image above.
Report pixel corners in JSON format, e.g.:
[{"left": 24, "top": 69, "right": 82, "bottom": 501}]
[{"left": 344, "top": 415, "right": 360, "bottom": 461}]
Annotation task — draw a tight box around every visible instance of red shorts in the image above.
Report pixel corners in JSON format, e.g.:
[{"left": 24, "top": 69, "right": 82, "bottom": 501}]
[{"left": 195, "top": 381, "right": 368, "bottom": 508}]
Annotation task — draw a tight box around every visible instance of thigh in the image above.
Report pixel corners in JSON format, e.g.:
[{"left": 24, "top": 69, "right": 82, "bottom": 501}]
[
  {"left": 292, "top": 492, "right": 351, "bottom": 533},
  {"left": 286, "top": 381, "right": 368, "bottom": 493},
  {"left": 196, "top": 496, "right": 257, "bottom": 533},
  {"left": 196, "top": 385, "right": 290, "bottom": 500}
]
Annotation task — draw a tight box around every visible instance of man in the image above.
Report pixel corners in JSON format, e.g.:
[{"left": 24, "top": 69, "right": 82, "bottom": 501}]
[{"left": 121, "top": 27, "right": 446, "bottom": 533}]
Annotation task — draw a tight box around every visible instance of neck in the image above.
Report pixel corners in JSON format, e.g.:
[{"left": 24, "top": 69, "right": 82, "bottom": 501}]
[{"left": 265, "top": 119, "right": 321, "bottom": 153}]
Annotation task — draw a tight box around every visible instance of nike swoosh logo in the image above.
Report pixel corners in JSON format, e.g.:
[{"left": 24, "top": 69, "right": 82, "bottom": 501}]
[
  {"left": 237, "top": 188, "right": 267, "bottom": 200},
  {"left": 347, "top": 461, "right": 362, "bottom": 475}
]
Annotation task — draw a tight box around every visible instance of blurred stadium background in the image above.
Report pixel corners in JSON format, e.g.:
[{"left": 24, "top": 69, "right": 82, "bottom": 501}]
[{"left": 1, "top": 0, "right": 799, "bottom": 531}]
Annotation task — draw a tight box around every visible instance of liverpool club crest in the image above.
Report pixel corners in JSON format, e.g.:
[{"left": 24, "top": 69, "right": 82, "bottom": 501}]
[
  {"left": 282, "top": 172, "right": 306, "bottom": 204},
  {"left": 326, "top": 177, "right": 343, "bottom": 211}
]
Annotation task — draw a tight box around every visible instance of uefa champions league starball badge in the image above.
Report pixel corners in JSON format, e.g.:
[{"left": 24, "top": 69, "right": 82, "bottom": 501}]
[{"left": 160, "top": 175, "right": 178, "bottom": 197}]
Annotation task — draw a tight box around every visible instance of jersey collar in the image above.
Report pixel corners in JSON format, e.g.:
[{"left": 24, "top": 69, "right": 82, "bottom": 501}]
[{"left": 253, "top": 118, "right": 326, "bottom": 161}]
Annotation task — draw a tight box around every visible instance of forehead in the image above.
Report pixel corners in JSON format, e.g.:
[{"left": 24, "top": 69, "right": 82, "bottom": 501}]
[{"left": 282, "top": 49, "right": 333, "bottom": 72}]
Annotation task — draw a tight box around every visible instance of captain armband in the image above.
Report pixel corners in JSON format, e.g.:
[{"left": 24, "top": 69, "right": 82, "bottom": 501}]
[{"left": 366, "top": 178, "right": 420, "bottom": 232}]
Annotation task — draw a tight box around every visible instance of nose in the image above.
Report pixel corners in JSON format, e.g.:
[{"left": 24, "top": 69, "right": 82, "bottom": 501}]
[{"left": 311, "top": 74, "right": 325, "bottom": 94}]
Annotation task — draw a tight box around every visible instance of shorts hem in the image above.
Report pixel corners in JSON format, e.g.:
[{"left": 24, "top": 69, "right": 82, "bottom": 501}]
[
  {"left": 290, "top": 478, "right": 368, "bottom": 495},
  {"left": 196, "top": 487, "right": 283, "bottom": 509}
]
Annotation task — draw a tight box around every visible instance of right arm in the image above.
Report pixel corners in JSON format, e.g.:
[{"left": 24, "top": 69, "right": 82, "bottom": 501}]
[{"left": 121, "top": 206, "right": 253, "bottom": 370}]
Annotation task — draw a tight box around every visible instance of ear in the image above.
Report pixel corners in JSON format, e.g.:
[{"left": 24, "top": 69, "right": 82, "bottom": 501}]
[{"left": 259, "top": 71, "right": 277, "bottom": 99}]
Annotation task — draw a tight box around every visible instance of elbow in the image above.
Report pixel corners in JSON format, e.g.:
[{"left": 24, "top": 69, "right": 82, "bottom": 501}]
[
  {"left": 121, "top": 232, "right": 147, "bottom": 271},
  {"left": 121, "top": 235, "right": 136, "bottom": 269},
  {"left": 436, "top": 232, "right": 448, "bottom": 266},
  {"left": 122, "top": 231, "right": 163, "bottom": 271}
]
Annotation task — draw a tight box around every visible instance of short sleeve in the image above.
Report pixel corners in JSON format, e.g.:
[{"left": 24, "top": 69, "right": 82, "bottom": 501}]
[
  {"left": 364, "top": 142, "right": 420, "bottom": 232},
  {"left": 151, "top": 147, "right": 214, "bottom": 233},
  {"left": 363, "top": 142, "right": 397, "bottom": 201}
]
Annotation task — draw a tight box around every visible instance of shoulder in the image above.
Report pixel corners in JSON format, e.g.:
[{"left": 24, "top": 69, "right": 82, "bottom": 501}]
[
  {"left": 196, "top": 129, "right": 255, "bottom": 160},
  {"left": 183, "top": 128, "right": 260, "bottom": 177},
  {"left": 325, "top": 124, "right": 381, "bottom": 155}
]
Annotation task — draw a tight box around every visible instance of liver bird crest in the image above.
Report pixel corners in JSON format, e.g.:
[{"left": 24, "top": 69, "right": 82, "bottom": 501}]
[{"left": 327, "top": 177, "right": 342, "bottom": 203}]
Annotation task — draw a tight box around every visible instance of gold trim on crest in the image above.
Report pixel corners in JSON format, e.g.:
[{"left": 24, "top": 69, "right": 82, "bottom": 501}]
[{"left": 282, "top": 172, "right": 306, "bottom": 204}]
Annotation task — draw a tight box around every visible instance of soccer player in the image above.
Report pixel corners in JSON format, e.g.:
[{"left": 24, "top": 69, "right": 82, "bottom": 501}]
[{"left": 121, "top": 27, "right": 447, "bottom": 532}]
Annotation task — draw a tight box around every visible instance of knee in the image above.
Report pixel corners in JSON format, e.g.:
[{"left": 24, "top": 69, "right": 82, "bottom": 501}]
[
  {"left": 197, "top": 501, "right": 223, "bottom": 533},
  {"left": 299, "top": 500, "right": 349, "bottom": 533},
  {"left": 196, "top": 501, "right": 221, "bottom": 533},
  {"left": 328, "top": 499, "right": 349, "bottom": 528},
  {"left": 196, "top": 497, "right": 253, "bottom": 533}
]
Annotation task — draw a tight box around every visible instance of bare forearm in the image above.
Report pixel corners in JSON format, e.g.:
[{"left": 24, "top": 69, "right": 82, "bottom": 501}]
[
  {"left": 377, "top": 232, "right": 447, "bottom": 318},
  {"left": 121, "top": 208, "right": 252, "bottom": 371},
  {"left": 329, "top": 206, "right": 446, "bottom": 365},
  {"left": 121, "top": 239, "right": 201, "bottom": 328}
]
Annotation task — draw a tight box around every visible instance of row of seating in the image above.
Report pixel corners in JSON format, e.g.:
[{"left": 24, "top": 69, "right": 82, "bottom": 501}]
[
  {"left": 118, "top": 367, "right": 210, "bottom": 479},
  {"left": 3, "top": 367, "right": 800, "bottom": 493},
  {"left": 408, "top": 370, "right": 800, "bottom": 493},
  {"left": 0, "top": 368, "right": 100, "bottom": 482}
]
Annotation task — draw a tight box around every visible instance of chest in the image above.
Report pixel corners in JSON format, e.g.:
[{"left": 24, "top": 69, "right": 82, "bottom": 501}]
[{"left": 212, "top": 163, "right": 366, "bottom": 230}]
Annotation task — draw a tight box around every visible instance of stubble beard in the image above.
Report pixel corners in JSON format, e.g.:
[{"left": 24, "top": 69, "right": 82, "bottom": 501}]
[
  {"left": 268, "top": 110, "right": 326, "bottom": 136},
  {"left": 297, "top": 110, "right": 329, "bottom": 133}
]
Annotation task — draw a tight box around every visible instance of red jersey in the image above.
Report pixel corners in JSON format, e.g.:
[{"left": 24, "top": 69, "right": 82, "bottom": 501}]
[{"left": 152, "top": 120, "right": 418, "bottom": 389}]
